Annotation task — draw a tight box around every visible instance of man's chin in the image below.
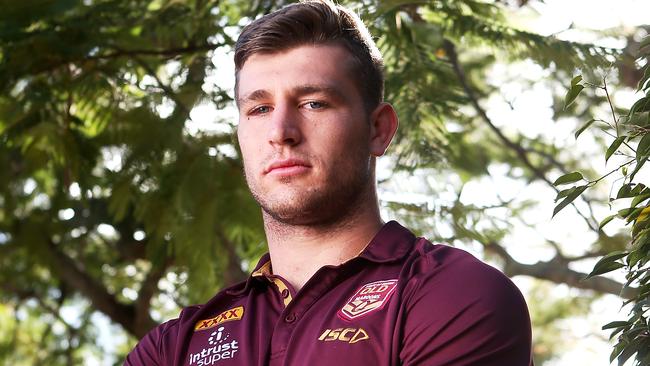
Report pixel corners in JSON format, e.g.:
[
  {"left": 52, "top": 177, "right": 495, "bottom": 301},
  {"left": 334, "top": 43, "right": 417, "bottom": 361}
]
[{"left": 261, "top": 204, "right": 321, "bottom": 225}]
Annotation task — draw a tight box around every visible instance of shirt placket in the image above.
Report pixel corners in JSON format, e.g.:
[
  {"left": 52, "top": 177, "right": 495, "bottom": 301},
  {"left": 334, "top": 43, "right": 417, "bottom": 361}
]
[{"left": 265, "top": 267, "right": 342, "bottom": 366}]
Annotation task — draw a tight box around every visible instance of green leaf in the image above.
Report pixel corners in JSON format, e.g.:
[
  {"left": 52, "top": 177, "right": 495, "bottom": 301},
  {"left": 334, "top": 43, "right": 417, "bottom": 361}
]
[
  {"left": 108, "top": 177, "right": 132, "bottom": 222},
  {"left": 610, "top": 342, "right": 625, "bottom": 363},
  {"left": 570, "top": 75, "right": 583, "bottom": 86},
  {"left": 630, "top": 183, "right": 647, "bottom": 195},
  {"left": 619, "top": 206, "right": 645, "bottom": 222},
  {"left": 552, "top": 171, "right": 583, "bottom": 186},
  {"left": 617, "top": 183, "right": 634, "bottom": 199},
  {"left": 599, "top": 214, "right": 617, "bottom": 230},
  {"left": 636, "top": 133, "right": 650, "bottom": 161},
  {"left": 552, "top": 185, "right": 587, "bottom": 217},
  {"left": 586, "top": 261, "right": 625, "bottom": 279},
  {"left": 637, "top": 66, "right": 650, "bottom": 92},
  {"left": 629, "top": 96, "right": 650, "bottom": 116},
  {"left": 602, "top": 321, "right": 630, "bottom": 330},
  {"left": 564, "top": 84, "right": 584, "bottom": 109},
  {"left": 555, "top": 187, "right": 576, "bottom": 201},
  {"left": 616, "top": 183, "right": 646, "bottom": 199},
  {"left": 585, "top": 251, "right": 628, "bottom": 279},
  {"left": 630, "top": 159, "right": 647, "bottom": 181},
  {"left": 631, "top": 193, "right": 650, "bottom": 208},
  {"left": 631, "top": 206, "right": 650, "bottom": 224},
  {"left": 626, "top": 248, "right": 646, "bottom": 268},
  {"left": 618, "top": 207, "right": 633, "bottom": 218},
  {"left": 617, "top": 344, "right": 638, "bottom": 366},
  {"left": 606, "top": 136, "right": 626, "bottom": 162},
  {"left": 609, "top": 326, "right": 626, "bottom": 341},
  {"left": 574, "top": 119, "right": 596, "bottom": 139}
]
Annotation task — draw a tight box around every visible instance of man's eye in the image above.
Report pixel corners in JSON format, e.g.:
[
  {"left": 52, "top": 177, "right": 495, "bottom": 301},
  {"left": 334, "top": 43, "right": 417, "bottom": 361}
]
[
  {"left": 305, "top": 101, "right": 326, "bottom": 110},
  {"left": 250, "top": 105, "right": 271, "bottom": 115}
]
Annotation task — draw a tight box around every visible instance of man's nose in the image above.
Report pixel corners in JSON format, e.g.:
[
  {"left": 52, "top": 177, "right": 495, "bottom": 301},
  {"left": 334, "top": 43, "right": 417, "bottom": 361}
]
[{"left": 268, "top": 104, "right": 301, "bottom": 146}]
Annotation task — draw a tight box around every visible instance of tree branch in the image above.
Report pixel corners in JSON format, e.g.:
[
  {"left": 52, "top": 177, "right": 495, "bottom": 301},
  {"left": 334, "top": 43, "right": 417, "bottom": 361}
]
[
  {"left": 485, "top": 241, "right": 637, "bottom": 299},
  {"left": 42, "top": 238, "right": 154, "bottom": 338},
  {"left": 215, "top": 227, "right": 247, "bottom": 286},
  {"left": 443, "top": 39, "right": 600, "bottom": 232},
  {"left": 88, "top": 43, "right": 221, "bottom": 61},
  {"left": 134, "top": 259, "right": 169, "bottom": 335},
  {"left": 131, "top": 55, "right": 192, "bottom": 118},
  {"left": 23, "top": 43, "right": 222, "bottom": 80}
]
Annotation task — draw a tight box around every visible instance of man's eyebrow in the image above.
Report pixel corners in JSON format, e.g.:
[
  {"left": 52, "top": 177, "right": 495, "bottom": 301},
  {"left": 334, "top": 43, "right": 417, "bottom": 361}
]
[
  {"left": 237, "top": 89, "right": 272, "bottom": 106},
  {"left": 237, "top": 85, "right": 346, "bottom": 106}
]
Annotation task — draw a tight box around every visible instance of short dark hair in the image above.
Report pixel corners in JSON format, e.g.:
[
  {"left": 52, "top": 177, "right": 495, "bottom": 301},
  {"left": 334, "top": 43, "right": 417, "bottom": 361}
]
[{"left": 234, "top": 0, "right": 384, "bottom": 112}]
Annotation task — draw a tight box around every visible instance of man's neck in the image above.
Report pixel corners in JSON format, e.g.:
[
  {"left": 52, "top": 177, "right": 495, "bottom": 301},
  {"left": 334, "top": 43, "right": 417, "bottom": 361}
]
[{"left": 263, "top": 204, "right": 383, "bottom": 292}]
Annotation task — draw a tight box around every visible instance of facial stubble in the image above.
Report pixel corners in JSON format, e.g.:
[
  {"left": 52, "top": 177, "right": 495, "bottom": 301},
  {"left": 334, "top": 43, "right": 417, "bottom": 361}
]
[{"left": 244, "top": 148, "right": 374, "bottom": 227}]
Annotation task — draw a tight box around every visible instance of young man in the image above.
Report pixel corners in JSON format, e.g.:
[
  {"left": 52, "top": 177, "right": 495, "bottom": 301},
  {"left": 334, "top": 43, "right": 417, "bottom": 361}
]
[{"left": 126, "top": 1, "right": 533, "bottom": 365}]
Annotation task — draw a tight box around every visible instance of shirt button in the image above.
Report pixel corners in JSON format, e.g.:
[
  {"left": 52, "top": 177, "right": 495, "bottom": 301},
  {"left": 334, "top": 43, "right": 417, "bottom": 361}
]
[
  {"left": 284, "top": 313, "right": 297, "bottom": 323},
  {"left": 281, "top": 289, "right": 290, "bottom": 298}
]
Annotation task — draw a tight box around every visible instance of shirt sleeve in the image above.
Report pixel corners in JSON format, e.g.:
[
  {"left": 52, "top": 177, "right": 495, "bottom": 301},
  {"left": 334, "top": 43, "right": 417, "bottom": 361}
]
[
  {"left": 399, "top": 248, "right": 533, "bottom": 366},
  {"left": 124, "top": 318, "right": 180, "bottom": 366}
]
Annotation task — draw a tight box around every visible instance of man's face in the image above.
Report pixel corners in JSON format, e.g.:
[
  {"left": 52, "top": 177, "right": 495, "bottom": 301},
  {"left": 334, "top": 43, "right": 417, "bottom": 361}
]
[{"left": 236, "top": 44, "right": 374, "bottom": 225}]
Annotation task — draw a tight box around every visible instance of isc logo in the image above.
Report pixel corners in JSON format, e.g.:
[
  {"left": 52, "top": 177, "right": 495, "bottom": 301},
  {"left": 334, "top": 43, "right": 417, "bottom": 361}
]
[{"left": 318, "top": 328, "right": 369, "bottom": 344}]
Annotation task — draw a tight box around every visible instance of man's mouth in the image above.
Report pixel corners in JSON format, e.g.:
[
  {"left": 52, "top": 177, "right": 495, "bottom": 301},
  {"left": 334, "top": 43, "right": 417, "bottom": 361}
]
[{"left": 264, "top": 159, "right": 312, "bottom": 176}]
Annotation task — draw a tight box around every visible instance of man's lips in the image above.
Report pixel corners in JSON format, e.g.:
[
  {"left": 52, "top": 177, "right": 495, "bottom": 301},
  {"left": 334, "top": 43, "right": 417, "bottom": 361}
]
[{"left": 264, "top": 159, "right": 311, "bottom": 175}]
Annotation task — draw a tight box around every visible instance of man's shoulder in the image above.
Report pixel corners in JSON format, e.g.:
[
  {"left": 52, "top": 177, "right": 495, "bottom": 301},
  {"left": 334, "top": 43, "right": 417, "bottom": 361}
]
[
  {"left": 162, "top": 277, "right": 251, "bottom": 330},
  {"left": 398, "top": 239, "right": 533, "bottom": 365},
  {"left": 124, "top": 278, "right": 249, "bottom": 365},
  {"left": 404, "top": 239, "right": 526, "bottom": 306}
]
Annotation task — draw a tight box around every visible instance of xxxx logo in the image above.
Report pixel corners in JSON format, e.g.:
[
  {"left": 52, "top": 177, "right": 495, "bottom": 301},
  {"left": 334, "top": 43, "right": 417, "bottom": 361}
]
[
  {"left": 338, "top": 279, "right": 398, "bottom": 321},
  {"left": 318, "top": 328, "right": 369, "bottom": 344},
  {"left": 194, "top": 306, "right": 244, "bottom": 331}
]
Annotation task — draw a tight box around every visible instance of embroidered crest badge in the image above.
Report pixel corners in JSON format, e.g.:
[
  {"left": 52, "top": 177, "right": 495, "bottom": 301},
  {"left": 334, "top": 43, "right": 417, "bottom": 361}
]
[{"left": 338, "top": 279, "right": 398, "bottom": 321}]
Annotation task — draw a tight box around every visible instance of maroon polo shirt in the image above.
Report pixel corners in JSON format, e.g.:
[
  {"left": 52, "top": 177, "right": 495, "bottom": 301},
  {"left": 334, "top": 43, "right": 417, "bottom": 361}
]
[{"left": 126, "top": 221, "right": 533, "bottom": 365}]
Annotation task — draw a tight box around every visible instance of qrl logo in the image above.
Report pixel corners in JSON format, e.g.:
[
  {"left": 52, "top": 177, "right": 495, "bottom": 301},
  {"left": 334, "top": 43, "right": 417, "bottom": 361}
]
[
  {"left": 318, "top": 328, "right": 369, "bottom": 344},
  {"left": 359, "top": 283, "right": 391, "bottom": 295},
  {"left": 338, "top": 279, "right": 398, "bottom": 321}
]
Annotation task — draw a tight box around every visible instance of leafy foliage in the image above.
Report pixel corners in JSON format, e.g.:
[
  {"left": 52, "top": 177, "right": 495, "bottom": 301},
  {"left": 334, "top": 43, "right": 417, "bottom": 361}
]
[
  {"left": 0, "top": 0, "right": 639, "bottom": 364},
  {"left": 556, "top": 35, "right": 650, "bottom": 366}
]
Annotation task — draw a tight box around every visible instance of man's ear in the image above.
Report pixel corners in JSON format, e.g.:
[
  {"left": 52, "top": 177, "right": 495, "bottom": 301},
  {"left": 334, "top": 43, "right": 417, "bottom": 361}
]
[{"left": 369, "top": 102, "right": 399, "bottom": 157}]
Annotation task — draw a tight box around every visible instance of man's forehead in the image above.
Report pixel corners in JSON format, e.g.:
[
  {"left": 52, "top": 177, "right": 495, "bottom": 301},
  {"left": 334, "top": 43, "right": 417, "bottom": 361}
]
[{"left": 235, "top": 44, "right": 358, "bottom": 96}]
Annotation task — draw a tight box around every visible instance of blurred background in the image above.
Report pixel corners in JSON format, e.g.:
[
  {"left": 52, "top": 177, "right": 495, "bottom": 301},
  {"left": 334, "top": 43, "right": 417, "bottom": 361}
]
[{"left": 1, "top": 0, "right": 649, "bottom": 365}]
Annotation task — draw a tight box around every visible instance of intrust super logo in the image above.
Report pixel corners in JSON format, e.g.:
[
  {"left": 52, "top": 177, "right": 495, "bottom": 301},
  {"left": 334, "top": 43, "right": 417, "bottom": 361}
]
[
  {"left": 318, "top": 328, "right": 369, "bottom": 344},
  {"left": 195, "top": 306, "right": 244, "bottom": 331},
  {"left": 338, "top": 279, "right": 398, "bottom": 321},
  {"left": 188, "top": 326, "right": 239, "bottom": 365}
]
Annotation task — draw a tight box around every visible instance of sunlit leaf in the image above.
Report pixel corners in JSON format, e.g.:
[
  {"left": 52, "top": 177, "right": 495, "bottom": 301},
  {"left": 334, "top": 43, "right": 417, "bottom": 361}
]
[
  {"left": 553, "top": 171, "right": 584, "bottom": 186},
  {"left": 602, "top": 321, "right": 630, "bottom": 330},
  {"left": 564, "top": 84, "right": 584, "bottom": 109},
  {"left": 575, "top": 119, "right": 596, "bottom": 139},
  {"left": 636, "top": 134, "right": 650, "bottom": 161},
  {"left": 599, "top": 214, "right": 617, "bottom": 230},
  {"left": 552, "top": 185, "right": 587, "bottom": 217},
  {"left": 585, "top": 251, "right": 627, "bottom": 279},
  {"left": 606, "top": 136, "right": 626, "bottom": 162}
]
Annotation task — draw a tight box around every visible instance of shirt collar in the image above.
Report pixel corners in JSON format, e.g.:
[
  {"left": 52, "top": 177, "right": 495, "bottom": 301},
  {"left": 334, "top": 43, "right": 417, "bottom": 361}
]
[
  {"left": 224, "top": 253, "right": 271, "bottom": 296},
  {"left": 226, "top": 220, "right": 415, "bottom": 295},
  {"left": 358, "top": 220, "right": 415, "bottom": 263},
  {"left": 251, "top": 258, "right": 272, "bottom": 277}
]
